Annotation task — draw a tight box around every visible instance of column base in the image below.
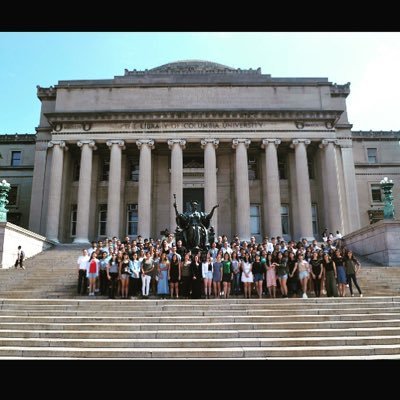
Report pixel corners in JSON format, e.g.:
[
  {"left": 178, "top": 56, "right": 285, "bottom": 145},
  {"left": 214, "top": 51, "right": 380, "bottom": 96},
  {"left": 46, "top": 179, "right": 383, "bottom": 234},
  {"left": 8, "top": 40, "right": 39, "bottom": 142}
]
[
  {"left": 73, "top": 238, "right": 90, "bottom": 244},
  {"left": 47, "top": 237, "right": 60, "bottom": 244},
  {"left": 300, "top": 236, "right": 315, "bottom": 243}
]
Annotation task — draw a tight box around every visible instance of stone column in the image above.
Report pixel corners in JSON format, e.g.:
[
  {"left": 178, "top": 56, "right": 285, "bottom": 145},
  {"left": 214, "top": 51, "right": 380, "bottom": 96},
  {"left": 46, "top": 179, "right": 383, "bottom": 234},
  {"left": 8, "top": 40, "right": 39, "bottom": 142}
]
[
  {"left": 261, "top": 139, "right": 282, "bottom": 237},
  {"left": 291, "top": 139, "right": 314, "bottom": 240},
  {"left": 168, "top": 139, "right": 186, "bottom": 232},
  {"left": 201, "top": 138, "right": 219, "bottom": 235},
  {"left": 136, "top": 139, "right": 155, "bottom": 239},
  {"left": 29, "top": 141, "right": 50, "bottom": 234},
  {"left": 339, "top": 140, "right": 361, "bottom": 232},
  {"left": 319, "top": 139, "right": 344, "bottom": 234},
  {"left": 106, "top": 140, "right": 125, "bottom": 238},
  {"left": 73, "top": 140, "right": 96, "bottom": 243},
  {"left": 232, "top": 139, "right": 251, "bottom": 241},
  {"left": 46, "top": 140, "right": 68, "bottom": 242}
]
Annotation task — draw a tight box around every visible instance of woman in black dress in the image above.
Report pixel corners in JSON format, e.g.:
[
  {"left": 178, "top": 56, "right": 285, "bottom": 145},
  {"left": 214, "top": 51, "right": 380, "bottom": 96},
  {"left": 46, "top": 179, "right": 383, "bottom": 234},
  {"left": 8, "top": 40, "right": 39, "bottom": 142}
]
[{"left": 168, "top": 253, "right": 181, "bottom": 299}]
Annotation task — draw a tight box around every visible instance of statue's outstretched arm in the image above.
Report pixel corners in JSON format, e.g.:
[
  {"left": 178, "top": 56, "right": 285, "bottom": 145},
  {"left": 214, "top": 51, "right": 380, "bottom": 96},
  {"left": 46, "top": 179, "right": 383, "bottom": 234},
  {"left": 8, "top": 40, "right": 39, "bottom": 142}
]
[{"left": 207, "top": 204, "right": 219, "bottom": 220}]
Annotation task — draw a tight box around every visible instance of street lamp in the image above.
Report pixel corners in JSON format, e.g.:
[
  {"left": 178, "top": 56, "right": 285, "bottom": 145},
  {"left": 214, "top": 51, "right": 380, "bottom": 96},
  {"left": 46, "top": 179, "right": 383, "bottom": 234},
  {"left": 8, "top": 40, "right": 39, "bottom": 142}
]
[
  {"left": 380, "top": 177, "right": 395, "bottom": 220},
  {"left": 0, "top": 179, "right": 11, "bottom": 222}
]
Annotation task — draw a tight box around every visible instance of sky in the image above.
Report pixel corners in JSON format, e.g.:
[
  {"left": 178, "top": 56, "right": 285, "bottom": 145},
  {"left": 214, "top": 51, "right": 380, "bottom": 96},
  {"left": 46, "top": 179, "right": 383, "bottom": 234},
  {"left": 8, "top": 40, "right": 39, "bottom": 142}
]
[{"left": 1, "top": 32, "right": 400, "bottom": 133}]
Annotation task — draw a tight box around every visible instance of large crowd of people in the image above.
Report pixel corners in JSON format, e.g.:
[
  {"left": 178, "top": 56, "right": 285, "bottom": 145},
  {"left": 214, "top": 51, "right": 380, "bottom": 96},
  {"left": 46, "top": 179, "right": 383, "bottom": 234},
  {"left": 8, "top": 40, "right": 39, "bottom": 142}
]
[{"left": 76, "top": 231, "right": 363, "bottom": 300}]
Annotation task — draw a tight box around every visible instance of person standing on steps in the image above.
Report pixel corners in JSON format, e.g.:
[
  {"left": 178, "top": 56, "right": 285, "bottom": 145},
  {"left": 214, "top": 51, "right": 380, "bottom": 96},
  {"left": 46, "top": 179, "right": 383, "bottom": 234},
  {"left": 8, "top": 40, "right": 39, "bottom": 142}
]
[
  {"left": 15, "top": 245, "right": 25, "bottom": 269},
  {"left": 77, "top": 249, "right": 89, "bottom": 295},
  {"left": 344, "top": 250, "right": 363, "bottom": 297}
]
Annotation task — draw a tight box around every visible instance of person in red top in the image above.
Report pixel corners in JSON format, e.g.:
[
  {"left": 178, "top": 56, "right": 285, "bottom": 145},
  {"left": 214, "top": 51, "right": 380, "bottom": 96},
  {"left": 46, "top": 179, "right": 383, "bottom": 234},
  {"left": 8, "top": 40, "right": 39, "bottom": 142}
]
[{"left": 87, "top": 252, "right": 99, "bottom": 296}]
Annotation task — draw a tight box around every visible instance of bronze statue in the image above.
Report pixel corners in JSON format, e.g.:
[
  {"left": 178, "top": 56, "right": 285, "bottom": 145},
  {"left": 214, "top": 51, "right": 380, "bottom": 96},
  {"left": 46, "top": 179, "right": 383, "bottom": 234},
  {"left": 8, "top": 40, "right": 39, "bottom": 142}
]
[{"left": 173, "top": 195, "right": 218, "bottom": 251}]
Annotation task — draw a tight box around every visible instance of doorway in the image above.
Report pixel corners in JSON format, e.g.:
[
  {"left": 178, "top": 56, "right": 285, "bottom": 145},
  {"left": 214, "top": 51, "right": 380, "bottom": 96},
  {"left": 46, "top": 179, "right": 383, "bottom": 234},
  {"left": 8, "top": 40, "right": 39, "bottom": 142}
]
[{"left": 183, "top": 188, "right": 204, "bottom": 213}]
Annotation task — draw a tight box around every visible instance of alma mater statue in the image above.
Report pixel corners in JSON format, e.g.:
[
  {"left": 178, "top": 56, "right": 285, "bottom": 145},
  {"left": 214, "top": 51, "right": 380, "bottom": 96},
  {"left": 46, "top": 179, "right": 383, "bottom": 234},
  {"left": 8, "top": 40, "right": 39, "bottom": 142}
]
[{"left": 173, "top": 195, "right": 219, "bottom": 251}]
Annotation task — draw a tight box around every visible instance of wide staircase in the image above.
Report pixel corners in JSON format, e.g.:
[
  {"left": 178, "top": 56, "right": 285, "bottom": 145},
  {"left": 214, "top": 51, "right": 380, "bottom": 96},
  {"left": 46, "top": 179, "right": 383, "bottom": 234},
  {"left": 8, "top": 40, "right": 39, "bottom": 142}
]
[{"left": 0, "top": 245, "right": 398, "bottom": 359}]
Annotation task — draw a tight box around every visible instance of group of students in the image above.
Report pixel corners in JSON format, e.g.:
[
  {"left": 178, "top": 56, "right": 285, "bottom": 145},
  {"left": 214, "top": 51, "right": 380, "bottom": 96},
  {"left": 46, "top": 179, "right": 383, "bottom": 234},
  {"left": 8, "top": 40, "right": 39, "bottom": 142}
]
[{"left": 76, "top": 234, "right": 363, "bottom": 299}]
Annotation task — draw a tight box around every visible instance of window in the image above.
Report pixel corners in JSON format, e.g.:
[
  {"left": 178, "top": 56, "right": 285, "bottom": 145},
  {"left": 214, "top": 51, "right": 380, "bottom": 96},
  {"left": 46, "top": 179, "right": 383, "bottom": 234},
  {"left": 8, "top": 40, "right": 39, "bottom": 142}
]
[
  {"left": 183, "top": 156, "right": 204, "bottom": 168},
  {"left": 7, "top": 213, "right": 21, "bottom": 225},
  {"left": 281, "top": 204, "right": 290, "bottom": 236},
  {"left": 98, "top": 204, "right": 107, "bottom": 236},
  {"left": 73, "top": 161, "right": 80, "bottom": 181},
  {"left": 371, "top": 184, "right": 383, "bottom": 202},
  {"left": 70, "top": 205, "right": 77, "bottom": 237},
  {"left": 248, "top": 156, "right": 258, "bottom": 180},
  {"left": 367, "top": 148, "right": 377, "bottom": 163},
  {"left": 11, "top": 151, "right": 21, "bottom": 166},
  {"left": 127, "top": 204, "right": 138, "bottom": 236},
  {"left": 308, "top": 156, "right": 315, "bottom": 179},
  {"left": 278, "top": 156, "right": 287, "bottom": 180},
  {"left": 129, "top": 157, "right": 139, "bottom": 181},
  {"left": 101, "top": 159, "right": 110, "bottom": 181},
  {"left": 8, "top": 186, "right": 18, "bottom": 206},
  {"left": 311, "top": 204, "right": 318, "bottom": 237},
  {"left": 250, "top": 204, "right": 260, "bottom": 235}
]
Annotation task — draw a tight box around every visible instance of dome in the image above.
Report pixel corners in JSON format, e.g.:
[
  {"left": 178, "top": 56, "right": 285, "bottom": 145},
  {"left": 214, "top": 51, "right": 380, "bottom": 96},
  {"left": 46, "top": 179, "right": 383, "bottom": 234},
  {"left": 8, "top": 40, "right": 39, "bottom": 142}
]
[{"left": 149, "top": 60, "right": 235, "bottom": 73}]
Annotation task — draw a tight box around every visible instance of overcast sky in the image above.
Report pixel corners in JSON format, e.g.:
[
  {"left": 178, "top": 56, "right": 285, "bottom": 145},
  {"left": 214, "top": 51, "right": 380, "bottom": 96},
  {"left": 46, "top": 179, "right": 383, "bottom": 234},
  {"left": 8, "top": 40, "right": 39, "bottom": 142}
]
[{"left": 1, "top": 32, "right": 399, "bottom": 133}]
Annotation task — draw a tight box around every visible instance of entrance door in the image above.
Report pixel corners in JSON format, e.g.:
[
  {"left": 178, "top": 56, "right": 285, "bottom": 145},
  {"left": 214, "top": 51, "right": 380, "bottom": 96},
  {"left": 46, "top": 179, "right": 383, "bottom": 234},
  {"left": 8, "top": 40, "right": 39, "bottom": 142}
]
[{"left": 183, "top": 188, "right": 204, "bottom": 213}]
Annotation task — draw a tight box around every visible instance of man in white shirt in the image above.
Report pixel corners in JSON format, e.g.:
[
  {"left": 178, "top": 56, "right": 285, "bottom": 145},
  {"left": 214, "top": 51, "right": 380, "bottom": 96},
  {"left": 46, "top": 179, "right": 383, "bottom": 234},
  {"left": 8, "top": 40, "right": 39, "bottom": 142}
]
[
  {"left": 77, "top": 249, "right": 90, "bottom": 295},
  {"left": 266, "top": 238, "right": 275, "bottom": 253},
  {"left": 14, "top": 246, "right": 25, "bottom": 269}
]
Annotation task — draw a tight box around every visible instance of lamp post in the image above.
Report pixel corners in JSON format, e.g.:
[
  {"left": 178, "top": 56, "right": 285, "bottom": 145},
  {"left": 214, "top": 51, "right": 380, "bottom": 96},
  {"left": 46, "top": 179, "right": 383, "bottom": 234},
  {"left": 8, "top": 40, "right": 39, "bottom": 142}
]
[
  {"left": 0, "top": 179, "right": 11, "bottom": 222},
  {"left": 380, "top": 177, "right": 395, "bottom": 220}
]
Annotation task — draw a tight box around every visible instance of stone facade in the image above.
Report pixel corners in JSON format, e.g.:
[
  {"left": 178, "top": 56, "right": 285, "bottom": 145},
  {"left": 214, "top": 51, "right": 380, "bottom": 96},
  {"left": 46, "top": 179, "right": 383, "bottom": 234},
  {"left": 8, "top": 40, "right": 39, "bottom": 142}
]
[
  {"left": 1, "top": 60, "right": 399, "bottom": 243},
  {"left": 0, "top": 134, "right": 35, "bottom": 229},
  {"left": 352, "top": 131, "right": 400, "bottom": 227}
]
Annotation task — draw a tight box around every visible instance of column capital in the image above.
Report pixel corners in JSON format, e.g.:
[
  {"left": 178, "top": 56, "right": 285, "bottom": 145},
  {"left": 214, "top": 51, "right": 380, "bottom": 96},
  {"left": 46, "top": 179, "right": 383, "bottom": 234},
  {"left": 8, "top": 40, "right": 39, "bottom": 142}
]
[
  {"left": 232, "top": 138, "right": 251, "bottom": 149},
  {"left": 201, "top": 138, "right": 219, "bottom": 149},
  {"left": 319, "top": 139, "right": 338, "bottom": 148},
  {"left": 136, "top": 139, "right": 155, "bottom": 150},
  {"left": 290, "top": 139, "right": 311, "bottom": 148},
  {"left": 77, "top": 140, "right": 97, "bottom": 150},
  {"left": 168, "top": 139, "right": 186, "bottom": 149},
  {"left": 48, "top": 140, "right": 68, "bottom": 150},
  {"left": 261, "top": 139, "right": 281, "bottom": 149},
  {"left": 106, "top": 139, "right": 125, "bottom": 150}
]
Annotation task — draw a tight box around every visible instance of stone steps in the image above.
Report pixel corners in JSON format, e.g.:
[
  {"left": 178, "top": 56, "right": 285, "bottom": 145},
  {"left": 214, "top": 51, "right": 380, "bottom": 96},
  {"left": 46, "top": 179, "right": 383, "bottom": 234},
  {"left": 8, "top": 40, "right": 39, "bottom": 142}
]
[
  {"left": 0, "top": 307, "right": 399, "bottom": 317},
  {"left": 0, "top": 297, "right": 398, "bottom": 359},
  {"left": 1, "top": 334, "right": 400, "bottom": 348},
  {"left": 1, "top": 344, "right": 399, "bottom": 358},
  {"left": 1, "top": 326, "right": 400, "bottom": 339},
  {"left": 2, "top": 319, "right": 400, "bottom": 331}
]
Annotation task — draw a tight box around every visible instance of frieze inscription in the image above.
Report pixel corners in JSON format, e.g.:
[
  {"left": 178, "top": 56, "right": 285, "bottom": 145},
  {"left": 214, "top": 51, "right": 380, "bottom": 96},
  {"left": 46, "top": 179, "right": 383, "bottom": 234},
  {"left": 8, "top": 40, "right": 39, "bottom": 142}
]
[{"left": 59, "top": 120, "right": 336, "bottom": 133}]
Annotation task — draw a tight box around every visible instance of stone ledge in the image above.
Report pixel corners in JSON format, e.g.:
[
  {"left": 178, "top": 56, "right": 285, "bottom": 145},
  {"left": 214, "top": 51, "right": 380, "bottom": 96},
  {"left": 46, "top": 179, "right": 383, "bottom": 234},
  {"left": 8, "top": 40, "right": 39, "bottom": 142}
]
[{"left": 344, "top": 220, "right": 400, "bottom": 267}]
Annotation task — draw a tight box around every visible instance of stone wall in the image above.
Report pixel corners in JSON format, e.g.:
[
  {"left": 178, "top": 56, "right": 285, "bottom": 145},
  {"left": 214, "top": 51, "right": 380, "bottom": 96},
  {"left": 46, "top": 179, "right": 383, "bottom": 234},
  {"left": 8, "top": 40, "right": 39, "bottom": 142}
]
[
  {"left": 0, "top": 222, "right": 53, "bottom": 269},
  {"left": 344, "top": 220, "right": 400, "bottom": 266}
]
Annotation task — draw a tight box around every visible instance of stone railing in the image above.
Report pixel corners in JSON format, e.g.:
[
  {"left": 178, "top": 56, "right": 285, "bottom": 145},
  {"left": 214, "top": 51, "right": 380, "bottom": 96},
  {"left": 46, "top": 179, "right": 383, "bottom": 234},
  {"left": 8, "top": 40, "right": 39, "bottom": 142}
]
[{"left": 0, "top": 222, "right": 53, "bottom": 269}]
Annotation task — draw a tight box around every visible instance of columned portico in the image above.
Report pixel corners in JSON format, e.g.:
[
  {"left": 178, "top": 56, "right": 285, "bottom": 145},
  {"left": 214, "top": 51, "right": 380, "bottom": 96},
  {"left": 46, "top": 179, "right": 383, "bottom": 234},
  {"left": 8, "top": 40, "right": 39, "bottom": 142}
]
[
  {"left": 232, "top": 139, "right": 251, "bottom": 241},
  {"left": 168, "top": 139, "right": 186, "bottom": 232},
  {"left": 261, "top": 139, "right": 282, "bottom": 237},
  {"left": 73, "top": 140, "right": 96, "bottom": 243},
  {"left": 46, "top": 140, "right": 68, "bottom": 242},
  {"left": 319, "top": 139, "right": 344, "bottom": 233},
  {"left": 106, "top": 140, "right": 125, "bottom": 238},
  {"left": 201, "top": 138, "right": 219, "bottom": 235},
  {"left": 136, "top": 139, "right": 154, "bottom": 239},
  {"left": 32, "top": 61, "right": 367, "bottom": 243},
  {"left": 291, "top": 139, "right": 314, "bottom": 241}
]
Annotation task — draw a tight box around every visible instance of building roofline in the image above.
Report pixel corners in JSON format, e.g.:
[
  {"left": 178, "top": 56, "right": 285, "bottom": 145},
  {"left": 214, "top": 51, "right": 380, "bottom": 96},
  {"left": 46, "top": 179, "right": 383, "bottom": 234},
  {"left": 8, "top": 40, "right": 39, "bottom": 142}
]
[
  {"left": 351, "top": 130, "right": 400, "bottom": 139},
  {"left": 0, "top": 133, "right": 36, "bottom": 143}
]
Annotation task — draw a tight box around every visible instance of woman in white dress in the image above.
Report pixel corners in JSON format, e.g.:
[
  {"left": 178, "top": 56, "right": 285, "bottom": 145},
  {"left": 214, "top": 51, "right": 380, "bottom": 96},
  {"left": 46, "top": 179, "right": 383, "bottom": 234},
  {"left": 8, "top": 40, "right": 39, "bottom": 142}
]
[{"left": 241, "top": 253, "right": 253, "bottom": 299}]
